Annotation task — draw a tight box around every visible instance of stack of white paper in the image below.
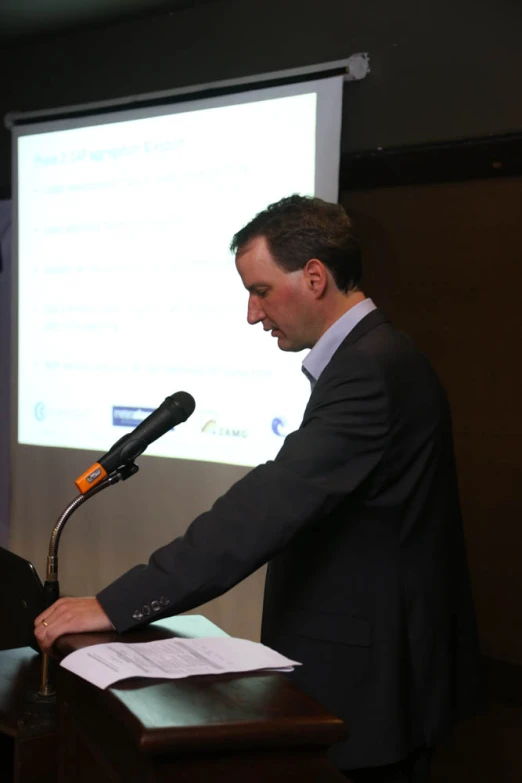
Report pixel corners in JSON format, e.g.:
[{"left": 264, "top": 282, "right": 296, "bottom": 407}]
[{"left": 60, "top": 636, "right": 301, "bottom": 689}]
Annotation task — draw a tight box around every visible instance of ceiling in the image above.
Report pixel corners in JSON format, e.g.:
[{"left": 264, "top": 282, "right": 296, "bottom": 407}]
[{"left": 0, "top": 0, "right": 222, "bottom": 44}]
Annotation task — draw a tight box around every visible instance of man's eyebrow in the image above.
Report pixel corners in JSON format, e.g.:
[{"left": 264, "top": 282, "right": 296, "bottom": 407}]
[{"left": 245, "top": 283, "right": 270, "bottom": 293}]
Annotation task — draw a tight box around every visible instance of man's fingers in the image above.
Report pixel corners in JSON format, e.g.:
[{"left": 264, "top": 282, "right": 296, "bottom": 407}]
[
  {"left": 34, "top": 596, "right": 113, "bottom": 653},
  {"left": 34, "top": 609, "right": 71, "bottom": 652},
  {"left": 35, "top": 601, "right": 63, "bottom": 650},
  {"left": 35, "top": 596, "right": 69, "bottom": 627}
]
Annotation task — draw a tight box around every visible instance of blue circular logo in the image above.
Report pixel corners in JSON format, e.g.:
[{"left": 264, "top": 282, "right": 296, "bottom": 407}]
[
  {"left": 271, "top": 417, "right": 286, "bottom": 437},
  {"left": 34, "top": 402, "right": 46, "bottom": 421}
]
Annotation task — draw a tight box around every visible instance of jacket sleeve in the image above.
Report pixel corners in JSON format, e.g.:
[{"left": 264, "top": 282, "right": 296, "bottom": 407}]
[{"left": 97, "top": 349, "right": 390, "bottom": 632}]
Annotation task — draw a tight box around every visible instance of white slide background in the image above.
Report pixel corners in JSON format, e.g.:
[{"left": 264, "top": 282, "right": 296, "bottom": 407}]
[{"left": 17, "top": 89, "right": 319, "bottom": 467}]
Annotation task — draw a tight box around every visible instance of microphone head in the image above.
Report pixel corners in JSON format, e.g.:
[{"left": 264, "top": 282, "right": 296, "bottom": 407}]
[{"left": 168, "top": 391, "right": 196, "bottom": 421}]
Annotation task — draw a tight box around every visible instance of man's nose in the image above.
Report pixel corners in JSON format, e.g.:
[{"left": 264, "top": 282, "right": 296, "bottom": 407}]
[{"left": 247, "top": 296, "right": 265, "bottom": 325}]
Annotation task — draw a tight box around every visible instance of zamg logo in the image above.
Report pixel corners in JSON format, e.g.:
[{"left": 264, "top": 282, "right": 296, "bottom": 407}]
[
  {"left": 201, "top": 415, "right": 247, "bottom": 439},
  {"left": 201, "top": 419, "right": 217, "bottom": 434}
]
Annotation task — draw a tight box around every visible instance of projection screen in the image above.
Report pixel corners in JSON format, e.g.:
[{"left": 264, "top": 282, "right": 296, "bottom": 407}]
[{"left": 9, "top": 71, "right": 344, "bottom": 639}]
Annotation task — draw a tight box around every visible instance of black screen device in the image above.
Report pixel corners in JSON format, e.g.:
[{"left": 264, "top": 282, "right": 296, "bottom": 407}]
[{"left": 0, "top": 547, "right": 45, "bottom": 652}]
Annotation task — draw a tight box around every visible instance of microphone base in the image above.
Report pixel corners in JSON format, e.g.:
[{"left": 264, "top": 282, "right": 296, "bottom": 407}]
[
  {"left": 30, "top": 690, "right": 56, "bottom": 712},
  {"left": 18, "top": 690, "right": 57, "bottom": 739}
]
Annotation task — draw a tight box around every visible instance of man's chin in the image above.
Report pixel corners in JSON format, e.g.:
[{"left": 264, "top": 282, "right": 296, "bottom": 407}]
[{"left": 277, "top": 337, "right": 302, "bottom": 353}]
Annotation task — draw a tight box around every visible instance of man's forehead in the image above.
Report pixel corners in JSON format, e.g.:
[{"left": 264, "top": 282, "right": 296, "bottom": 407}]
[
  {"left": 235, "top": 238, "right": 280, "bottom": 279},
  {"left": 235, "top": 234, "right": 271, "bottom": 261}
]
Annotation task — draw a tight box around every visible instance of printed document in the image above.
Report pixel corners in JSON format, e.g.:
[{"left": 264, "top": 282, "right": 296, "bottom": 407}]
[{"left": 60, "top": 636, "right": 301, "bottom": 689}]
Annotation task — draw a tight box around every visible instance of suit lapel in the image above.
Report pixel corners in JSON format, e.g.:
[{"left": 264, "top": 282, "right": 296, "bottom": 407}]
[{"left": 301, "top": 309, "right": 390, "bottom": 421}]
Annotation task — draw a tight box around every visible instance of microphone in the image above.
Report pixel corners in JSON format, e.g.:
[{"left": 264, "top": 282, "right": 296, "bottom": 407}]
[{"left": 74, "top": 391, "right": 196, "bottom": 494}]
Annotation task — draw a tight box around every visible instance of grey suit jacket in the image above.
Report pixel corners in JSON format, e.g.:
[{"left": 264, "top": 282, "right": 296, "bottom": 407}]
[{"left": 98, "top": 310, "right": 482, "bottom": 769}]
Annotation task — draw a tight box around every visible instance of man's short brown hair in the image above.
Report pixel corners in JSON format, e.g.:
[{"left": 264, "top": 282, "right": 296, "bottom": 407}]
[{"left": 230, "top": 194, "right": 361, "bottom": 293}]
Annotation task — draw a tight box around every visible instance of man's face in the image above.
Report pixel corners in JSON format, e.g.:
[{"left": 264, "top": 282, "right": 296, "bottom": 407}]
[{"left": 235, "top": 235, "right": 314, "bottom": 352}]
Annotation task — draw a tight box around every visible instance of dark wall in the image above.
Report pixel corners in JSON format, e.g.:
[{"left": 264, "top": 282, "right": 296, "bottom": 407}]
[
  {"left": 343, "top": 177, "right": 522, "bottom": 666},
  {"left": 1, "top": 0, "right": 522, "bottom": 196}
]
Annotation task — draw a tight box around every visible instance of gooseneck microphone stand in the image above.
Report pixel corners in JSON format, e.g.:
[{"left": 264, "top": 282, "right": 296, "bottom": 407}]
[{"left": 38, "top": 462, "right": 139, "bottom": 699}]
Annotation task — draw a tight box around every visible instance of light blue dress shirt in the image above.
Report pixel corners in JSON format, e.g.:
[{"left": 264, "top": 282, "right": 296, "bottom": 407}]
[{"left": 301, "top": 298, "right": 377, "bottom": 388}]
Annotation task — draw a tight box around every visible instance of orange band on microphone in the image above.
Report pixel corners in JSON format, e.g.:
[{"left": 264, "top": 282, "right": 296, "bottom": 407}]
[{"left": 74, "top": 463, "right": 108, "bottom": 494}]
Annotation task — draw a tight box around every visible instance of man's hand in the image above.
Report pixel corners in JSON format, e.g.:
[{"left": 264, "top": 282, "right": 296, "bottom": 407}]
[{"left": 34, "top": 597, "right": 113, "bottom": 654}]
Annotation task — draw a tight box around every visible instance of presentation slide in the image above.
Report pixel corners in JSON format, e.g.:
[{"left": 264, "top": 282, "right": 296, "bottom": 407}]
[{"left": 16, "top": 80, "right": 340, "bottom": 467}]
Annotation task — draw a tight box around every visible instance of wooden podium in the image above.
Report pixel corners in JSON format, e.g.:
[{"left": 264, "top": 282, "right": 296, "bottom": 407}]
[{"left": 1, "top": 615, "right": 347, "bottom": 782}]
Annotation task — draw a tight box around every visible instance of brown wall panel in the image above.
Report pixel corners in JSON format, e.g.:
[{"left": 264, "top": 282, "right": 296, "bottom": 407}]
[{"left": 342, "top": 178, "right": 522, "bottom": 664}]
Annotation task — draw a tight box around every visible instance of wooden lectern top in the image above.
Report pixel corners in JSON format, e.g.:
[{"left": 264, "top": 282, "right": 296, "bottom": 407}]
[{"left": 54, "top": 615, "right": 347, "bottom": 757}]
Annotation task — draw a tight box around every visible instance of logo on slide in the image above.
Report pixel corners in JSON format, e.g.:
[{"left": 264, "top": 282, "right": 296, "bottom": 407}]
[
  {"left": 271, "top": 417, "right": 287, "bottom": 437},
  {"left": 201, "top": 419, "right": 217, "bottom": 435},
  {"left": 32, "top": 401, "right": 87, "bottom": 423},
  {"left": 34, "top": 402, "right": 46, "bottom": 422},
  {"left": 201, "top": 416, "right": 247, "bottom": 439},
  {"left": 113, "top": 406, "right": 155, "bottom": 428}
]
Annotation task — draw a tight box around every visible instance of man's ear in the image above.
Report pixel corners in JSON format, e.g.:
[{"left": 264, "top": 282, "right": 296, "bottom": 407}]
[{"left": 304, "top": 258, "right": 328, "bottom": 298}]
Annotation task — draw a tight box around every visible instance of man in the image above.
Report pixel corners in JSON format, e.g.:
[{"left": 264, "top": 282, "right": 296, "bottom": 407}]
[{"left": 36, "top": 195, "right": 481, "bottom": 781}]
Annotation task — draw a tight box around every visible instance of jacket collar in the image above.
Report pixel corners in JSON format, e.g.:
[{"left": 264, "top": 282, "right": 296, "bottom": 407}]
[{"left": 340, "top": 308, "right": 390, "bottom": 348}]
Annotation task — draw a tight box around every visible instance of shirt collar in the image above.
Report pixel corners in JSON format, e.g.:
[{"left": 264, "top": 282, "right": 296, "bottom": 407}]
[{"left": 302, "top": 298, "right": 377, "bottom": 387}]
